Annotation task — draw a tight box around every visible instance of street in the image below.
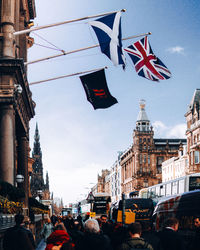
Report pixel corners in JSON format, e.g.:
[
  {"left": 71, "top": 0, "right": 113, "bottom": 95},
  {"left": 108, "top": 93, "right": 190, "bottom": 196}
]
[{"left": 36, "top": 239, "right": 46, "bottom": 250}]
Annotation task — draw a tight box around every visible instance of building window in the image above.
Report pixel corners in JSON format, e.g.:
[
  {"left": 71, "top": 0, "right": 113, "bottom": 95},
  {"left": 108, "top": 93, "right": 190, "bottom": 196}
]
[
  {"left": 144, "top": 155, "right": 146, "bottom": 163},
  {"left": 157, "top": 156, "right": 164, "bottom": 174},
  {"left": 195, "top": 151, "right": 200, "bottom": 164},
  {"left": 140, "top": 154, "right": 142, "bottom": 164},
  {"left": 148, "top": 155, "right": 150, "bottom": 164}
]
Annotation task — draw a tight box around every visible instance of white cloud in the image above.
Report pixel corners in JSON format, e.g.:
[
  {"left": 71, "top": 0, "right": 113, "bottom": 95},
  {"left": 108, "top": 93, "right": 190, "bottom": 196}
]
[
  {"left": 152, "top": 121, "right": 186, "bottom": 138},
  {"left": 166, "top": 124, "right": 187, "bottom": 138},
  {"left": 167, "top": 46, "right": 185, "bottom": 54}
]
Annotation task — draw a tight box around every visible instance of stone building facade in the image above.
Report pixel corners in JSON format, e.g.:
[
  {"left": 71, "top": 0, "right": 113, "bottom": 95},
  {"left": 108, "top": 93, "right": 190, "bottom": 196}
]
[
  {"left": 120, "top": 100, "right": 186, "bottom": 197},
  {"left": 110, "top": 153, "right": 122, "bottom": 203},
  {"left": 0, "top": 0, "right": 36, "bottom": 207},
  {"left": 185, "top": 89, "right": 200, "bottom": 173},
  {"left": 96, "top": 169, "right": 110, "bottom": 193},
  {"left": 162, "top": 145, "right": 189, "bottom": 182}
]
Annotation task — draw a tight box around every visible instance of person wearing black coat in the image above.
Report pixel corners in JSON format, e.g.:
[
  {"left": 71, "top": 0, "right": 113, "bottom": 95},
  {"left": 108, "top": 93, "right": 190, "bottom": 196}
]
[
  {"left": 157, "top": 217, "right": 186, "bottom": 250},
  {"left": 190, "top": 216, "right": 200, "bottom": 250},
  {"left": 3, "top": 214, "right": 35, "bottom": 250},
  {"left": 75, "top": 219, "right": 112, "bottom": 250},
  {"left": 141, "top": 221, "right": 163, "bottom": 250}
]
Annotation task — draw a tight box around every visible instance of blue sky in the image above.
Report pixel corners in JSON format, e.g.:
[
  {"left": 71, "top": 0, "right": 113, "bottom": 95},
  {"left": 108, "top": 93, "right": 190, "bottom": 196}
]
[{"left": 27, "top": 0, "right": 200, "bottom": 205}]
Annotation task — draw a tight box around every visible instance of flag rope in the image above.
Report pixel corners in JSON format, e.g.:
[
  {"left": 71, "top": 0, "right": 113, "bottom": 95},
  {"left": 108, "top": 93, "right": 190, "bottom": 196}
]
[
  {"left": 33, "top": 32, "right": 65, "bottom": 53},
  {"left": 29, "top": 67, "right": 107, "bottom": 86},
  {"left": 25, "top": 32, "right": 151, "bottom": 65},
  {"left": 14, "top": 9, "right": 126, "bottom": 36}
]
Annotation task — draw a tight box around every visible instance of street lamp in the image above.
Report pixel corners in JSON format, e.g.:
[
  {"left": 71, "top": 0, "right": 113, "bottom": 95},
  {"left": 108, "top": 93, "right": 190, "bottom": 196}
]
[{"left": 16, "top": 174, "right": 24, "bottom": 183}]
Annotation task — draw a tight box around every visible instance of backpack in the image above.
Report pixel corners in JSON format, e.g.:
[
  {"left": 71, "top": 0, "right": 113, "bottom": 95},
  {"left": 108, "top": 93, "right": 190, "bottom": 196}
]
[{"left": 126, "top": 240, "right": 149, "bottom": 250}]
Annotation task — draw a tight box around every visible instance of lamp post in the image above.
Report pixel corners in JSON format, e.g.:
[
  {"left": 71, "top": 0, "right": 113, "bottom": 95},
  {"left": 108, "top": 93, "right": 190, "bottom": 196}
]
[{"left": 122, "top": 193, "right": 126, "bottom": 226}]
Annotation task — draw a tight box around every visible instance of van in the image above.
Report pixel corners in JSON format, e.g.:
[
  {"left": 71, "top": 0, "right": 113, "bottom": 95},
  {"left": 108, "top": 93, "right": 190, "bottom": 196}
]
[{"left": 153, "top": 190, "right": 200, "bottom": 248}]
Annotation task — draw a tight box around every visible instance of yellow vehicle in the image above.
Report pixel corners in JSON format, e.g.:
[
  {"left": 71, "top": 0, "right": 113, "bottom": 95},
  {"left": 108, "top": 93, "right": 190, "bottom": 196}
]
[{"left": 111, "top": 198, "right": 155, "bottom": 224}]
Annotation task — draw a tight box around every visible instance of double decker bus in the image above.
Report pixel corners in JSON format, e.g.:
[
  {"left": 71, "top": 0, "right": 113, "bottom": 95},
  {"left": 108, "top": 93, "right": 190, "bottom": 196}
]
[
  {"left": 92, "top": 193, "right": 111, "bottom": 217},
  {"left": 139, "top": 172, "right": 200, "bottom": 202}
]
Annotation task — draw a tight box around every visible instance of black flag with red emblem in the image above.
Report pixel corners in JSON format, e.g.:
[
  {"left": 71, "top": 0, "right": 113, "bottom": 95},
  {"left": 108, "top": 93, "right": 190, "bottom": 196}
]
[{"left": 80, "top": 69, "right": 118, "bottom": 109}]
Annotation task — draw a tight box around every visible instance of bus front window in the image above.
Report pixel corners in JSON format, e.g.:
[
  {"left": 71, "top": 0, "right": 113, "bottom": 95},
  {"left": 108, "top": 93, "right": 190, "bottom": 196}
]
[{"left": 189, "top": 177, "right": 200, "bottom": 191}]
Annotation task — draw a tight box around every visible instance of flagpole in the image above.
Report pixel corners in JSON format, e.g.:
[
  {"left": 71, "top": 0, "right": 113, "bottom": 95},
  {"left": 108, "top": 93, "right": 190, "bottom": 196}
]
[
  {"left": 122, "top": 32, "right": 151, "bottom": 41},
  {"left": 25, "top": 32, "right": 151, "bottom": 65},
  {"left": 29, "top": 67, "right": 107, "bottom": 86},
  {"left": 14, "top": 9, "right": 126, "bottom": 36}
]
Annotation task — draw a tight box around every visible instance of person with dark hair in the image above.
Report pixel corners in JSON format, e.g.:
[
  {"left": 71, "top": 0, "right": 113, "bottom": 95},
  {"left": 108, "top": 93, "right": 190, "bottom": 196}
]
[
  {"left": 117, "top": 222, "right": 153, "bottom": 250},
  {"left": 3, "top": 214, "right": 35, "bottom": 250},
  {"left": 68, "top": 219, "right": 84, "bottom": 245},
  {"left": 111, "top": 223, "right": 128, "bottom": 250},
  {"left": 157, "top": 217, "right": 186, "bottom": 250},
  {"left": 63, "top": 212, "right": 74, "bottom": 233},
  {"left": 141, "top": 221, "right": 163, "bottom": 250},
  {"left": 100, "top": 214, "right": 108, "bottom": 225},
  {"left": 51, "top": 214, "right": 58, "bottom": 226},
  {"left": 190, "top": 216, "right": 200, "bottom": 250}
]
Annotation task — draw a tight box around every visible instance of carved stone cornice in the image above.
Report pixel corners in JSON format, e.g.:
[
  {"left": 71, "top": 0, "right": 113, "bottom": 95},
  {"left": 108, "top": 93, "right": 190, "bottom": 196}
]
[{"left": 0, "top": 58, "right": 35, "bottom": 132}]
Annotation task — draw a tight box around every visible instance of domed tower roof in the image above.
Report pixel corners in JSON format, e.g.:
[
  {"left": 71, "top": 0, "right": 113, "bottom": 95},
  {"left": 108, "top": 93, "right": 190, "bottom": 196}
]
[
  {"left": 136, "top": 100, "right": 151, "bottom": 132},
  {"left": 137, "top": 99, "right": 149, "bottom": 122}
]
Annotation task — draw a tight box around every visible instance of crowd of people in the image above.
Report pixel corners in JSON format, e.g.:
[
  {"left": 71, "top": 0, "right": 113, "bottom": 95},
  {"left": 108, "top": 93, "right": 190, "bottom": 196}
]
[{"left": 2, "top": 212, "right": 200, "bottom": 250}]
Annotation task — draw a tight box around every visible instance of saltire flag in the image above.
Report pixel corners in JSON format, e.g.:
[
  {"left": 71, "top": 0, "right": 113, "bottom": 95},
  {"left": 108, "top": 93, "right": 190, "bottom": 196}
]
[
  {"left": 90, "top": 12, "right": 126, "bottom": 68},
  {"left": 80, "top": 69, "right": 118, "bottom": 110},
  {"left": 124, "top": 36, "right": 171, "bottom": 81}
]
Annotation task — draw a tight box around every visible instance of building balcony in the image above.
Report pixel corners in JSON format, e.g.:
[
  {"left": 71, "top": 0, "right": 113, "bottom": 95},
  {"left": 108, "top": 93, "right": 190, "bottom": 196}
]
[{"left": 190, "top": 120, "right": 200, "bottom": 130}]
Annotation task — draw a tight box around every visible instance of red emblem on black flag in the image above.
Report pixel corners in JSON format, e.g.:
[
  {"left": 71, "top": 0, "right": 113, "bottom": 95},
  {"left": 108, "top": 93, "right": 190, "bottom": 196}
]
[{"left": 80, "top": 69, "right": 118, "bottom": 110}]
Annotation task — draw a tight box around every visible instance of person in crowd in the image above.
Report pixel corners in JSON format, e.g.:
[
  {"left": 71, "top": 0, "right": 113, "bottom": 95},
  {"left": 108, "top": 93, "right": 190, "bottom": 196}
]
[
  {"left": 141, "top": 221, "right": 163, "bottom": 250},
  {"left": 100, "top": 214, "right": 108, "bottom": 225},
  {"left": 117, "top": 222, "right": 153, "bottom": 250},
  {"left": 111, "top": 223, "right": 128, "bottom": 250},
  {"left": 100, "top": 214, "right": 111, "bottom": 235},
  {"left": 60, "top": 241, "right": 75, "bottom": 250},
  {"left": 3, "top": 214, "right": 35, "bottom": 250},
  {"left": 55, "top": 217, "right": 67, "bottom": 232},
  {"left": 23, "top": 216, "right": 36, "bottom": 248},
  {"left": 76, "top": 215, "right": 84, "bottom": 231},
  {"left": 190, "top": 216, "right": 200, "bottom": 250},
  {"left": 63, "top": 212, "right": 74, "bottom": 233},
  {"left": 75, "top": 218, "right": 112, "bottom": 250},
  {"left": 41, "top": 217, "right": 54, "bottom": 242},
  {"left": 101, "top": 219, "right": 115, "bottom": 239},
  {"left": 84, "top": 213, "right": 90, "bottom": 222},
  {"left": 157, "top": 217, "right": 186, "bottom": 250},
  {"left": 51, "top": 214, "right": 58, "bottom": 226},
  {"left": 67, "top": 219, "right": 84, "bottom": 245},
  {"left": 45, "top": 224, "right": 71, "bottom": 250}
]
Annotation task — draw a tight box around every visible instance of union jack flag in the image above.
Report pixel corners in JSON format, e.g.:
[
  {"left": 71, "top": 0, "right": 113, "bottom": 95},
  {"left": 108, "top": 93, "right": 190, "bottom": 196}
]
[{"left": 124, "top": 36, "right": 171, "bottom": 81}]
